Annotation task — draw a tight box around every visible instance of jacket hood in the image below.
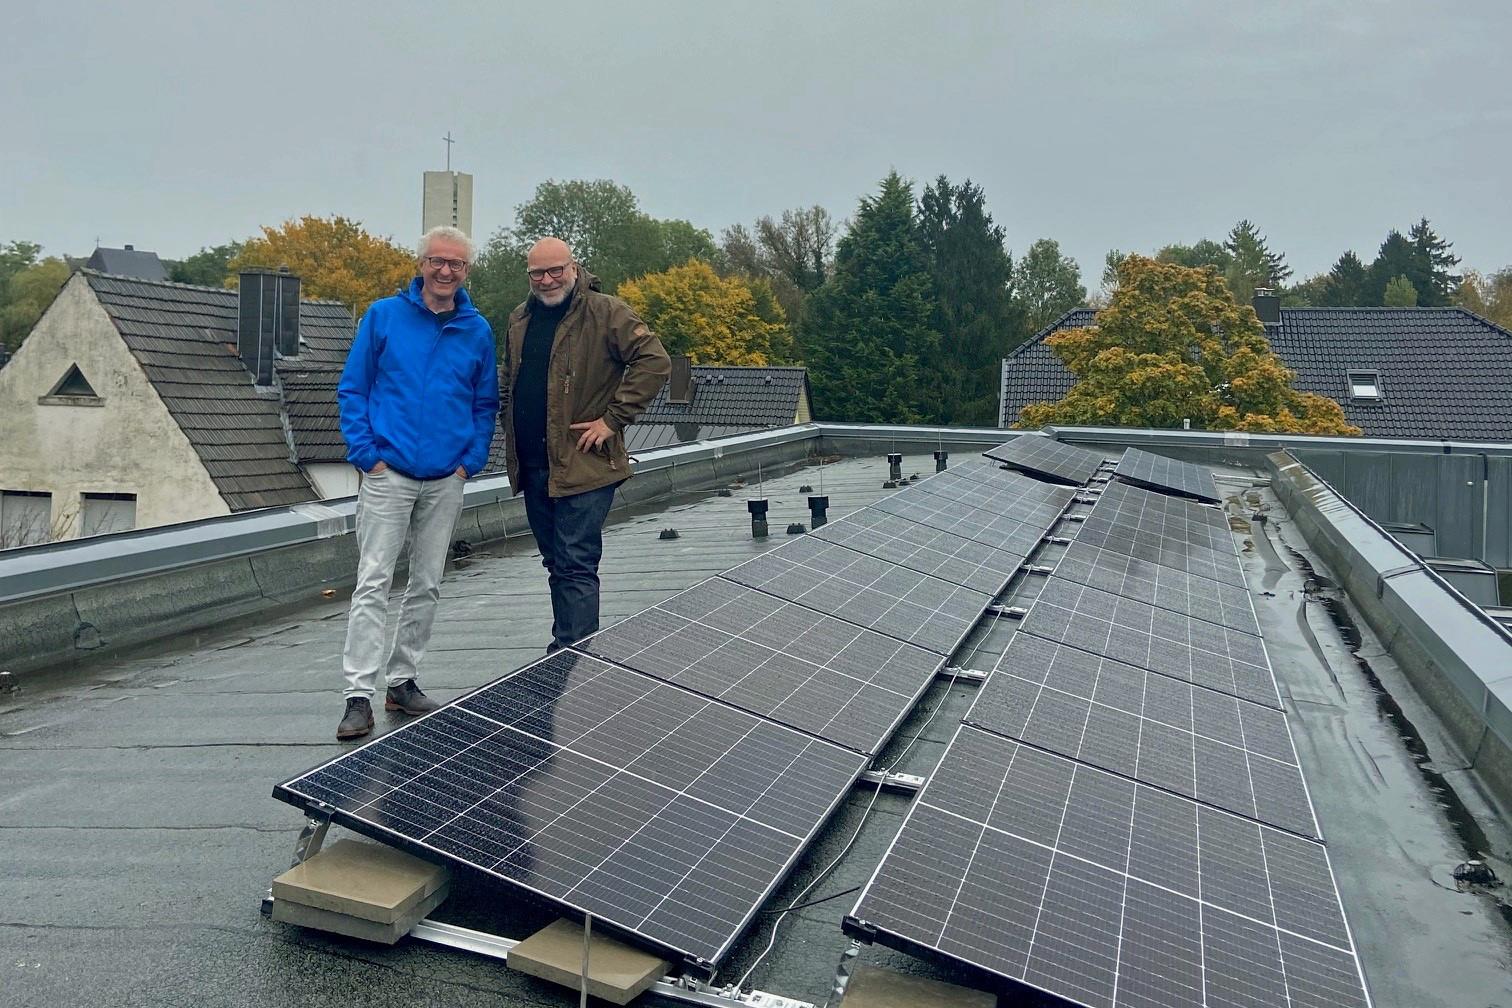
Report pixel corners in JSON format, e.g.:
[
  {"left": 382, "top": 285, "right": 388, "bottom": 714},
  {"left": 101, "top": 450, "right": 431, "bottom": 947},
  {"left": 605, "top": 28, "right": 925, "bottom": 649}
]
[{"left": 401, "top": 276, "right": 479, "bottom": 316}]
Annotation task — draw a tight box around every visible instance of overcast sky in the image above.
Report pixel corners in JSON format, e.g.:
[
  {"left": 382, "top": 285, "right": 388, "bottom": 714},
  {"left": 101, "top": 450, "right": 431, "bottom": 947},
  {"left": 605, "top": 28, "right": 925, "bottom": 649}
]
[{"left": 5, "top": 1, "right": 1508, "bottom": 282}]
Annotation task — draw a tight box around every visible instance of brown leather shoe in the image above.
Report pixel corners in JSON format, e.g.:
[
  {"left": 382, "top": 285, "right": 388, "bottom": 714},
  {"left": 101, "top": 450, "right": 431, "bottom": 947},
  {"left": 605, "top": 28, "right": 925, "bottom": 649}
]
[
  {"left": 385, "top": 680, "right": 441, "bottom": 716},
  {"left": 336, "top": 697, "right": 373, "bottom": 740}
]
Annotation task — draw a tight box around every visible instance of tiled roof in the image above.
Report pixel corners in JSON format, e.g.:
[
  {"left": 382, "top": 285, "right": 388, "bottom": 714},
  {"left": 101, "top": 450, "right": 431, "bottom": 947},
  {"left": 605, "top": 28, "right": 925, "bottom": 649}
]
[
  {"left": 625, "top": 365, "right": 809, "bottom": 452},
  {"left": 999, "top": 307, "right": 1512, "bottom": 440},
  {"left": 83, "top": 247, "right": 169, "bottom": 281},
  {"left": 82, "top": 270, "right": 355, "bottom": 510},
  {"left": 279, "top": 370, "right": 346, "bottom": 463}
]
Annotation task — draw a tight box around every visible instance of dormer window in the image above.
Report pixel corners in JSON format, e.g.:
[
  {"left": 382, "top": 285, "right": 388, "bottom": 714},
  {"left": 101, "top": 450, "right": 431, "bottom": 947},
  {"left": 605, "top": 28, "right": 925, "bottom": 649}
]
[
  {"left": 38, "top": 365, "right": 104, "bottom": 406},
  {"left": 1347, "top": 370, "right": 1382, "bottom": 401}
]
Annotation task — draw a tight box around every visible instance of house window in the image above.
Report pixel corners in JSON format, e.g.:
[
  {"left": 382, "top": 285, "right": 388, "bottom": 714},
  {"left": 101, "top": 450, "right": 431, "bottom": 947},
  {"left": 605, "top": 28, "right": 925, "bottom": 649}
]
[
  {"left": 1347, "top": 370, "right": 1383, "bottom": 401},
  {"left": 80, "top": 493, "right": 137, "bottom": 537},
  {"left": 39, "top": 364, "right": 104, "bottom": 406},
  {"left": 0, "top": 490, "right": 53, "bottom": 548}
]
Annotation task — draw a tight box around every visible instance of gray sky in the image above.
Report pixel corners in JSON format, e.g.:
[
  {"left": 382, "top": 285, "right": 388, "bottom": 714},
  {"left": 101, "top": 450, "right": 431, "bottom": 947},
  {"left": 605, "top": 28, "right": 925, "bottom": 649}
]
[{"left": 5, "top": 1, "right": 1508, "bottom": 282}]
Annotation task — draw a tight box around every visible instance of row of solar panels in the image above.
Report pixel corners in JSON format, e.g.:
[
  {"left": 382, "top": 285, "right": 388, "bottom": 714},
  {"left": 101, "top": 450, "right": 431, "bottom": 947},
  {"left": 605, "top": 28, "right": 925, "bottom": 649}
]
[
  {"left": 848, "top": 442, "right": 1372, "bottom": 1007},
  {"left": 989, "top": 435, "right": 1223, "bottom": 505},
  {"left": 274, "top": 452, "right": 1080, "bottom": 971}
]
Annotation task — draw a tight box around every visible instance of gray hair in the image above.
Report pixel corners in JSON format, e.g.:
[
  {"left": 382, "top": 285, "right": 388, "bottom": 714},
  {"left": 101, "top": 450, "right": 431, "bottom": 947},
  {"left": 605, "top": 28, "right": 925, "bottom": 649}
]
[{"left": 417, "top": 225, "right": 476, "bottom": 263}]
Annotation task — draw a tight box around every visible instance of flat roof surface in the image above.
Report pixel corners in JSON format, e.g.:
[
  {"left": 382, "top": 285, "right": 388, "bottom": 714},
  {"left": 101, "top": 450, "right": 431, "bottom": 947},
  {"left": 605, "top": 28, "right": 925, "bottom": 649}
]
[{"left": 5, "top": 449, "right": 1511, "bottom": 1007}]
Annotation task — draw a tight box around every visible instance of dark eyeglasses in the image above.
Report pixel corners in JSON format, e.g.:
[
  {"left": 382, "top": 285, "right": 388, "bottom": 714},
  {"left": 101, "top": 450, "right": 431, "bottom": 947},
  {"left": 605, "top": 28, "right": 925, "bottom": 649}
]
[
  {"left": 527, "top": 264, "right": 570, "bottom": 281},
  {"left": 424, "top": 256, "right": 468, "bottom": 271}
]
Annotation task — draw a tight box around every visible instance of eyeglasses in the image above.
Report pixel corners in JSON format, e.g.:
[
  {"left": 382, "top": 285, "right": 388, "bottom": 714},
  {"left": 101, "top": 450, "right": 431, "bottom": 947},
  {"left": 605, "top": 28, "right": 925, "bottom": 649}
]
[
  {"left": 424, "top": 256, "right": 468, "bottom": 272},
  {"left": 527, "top": 264, "right": 570, "bottom": 282}
]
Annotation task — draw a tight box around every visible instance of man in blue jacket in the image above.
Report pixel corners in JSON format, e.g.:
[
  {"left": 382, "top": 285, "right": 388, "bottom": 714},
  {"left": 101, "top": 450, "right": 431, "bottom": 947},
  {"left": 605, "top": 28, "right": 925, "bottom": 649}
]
[{"left": 334, "top": 226, "right": 499, "bottom": 740}]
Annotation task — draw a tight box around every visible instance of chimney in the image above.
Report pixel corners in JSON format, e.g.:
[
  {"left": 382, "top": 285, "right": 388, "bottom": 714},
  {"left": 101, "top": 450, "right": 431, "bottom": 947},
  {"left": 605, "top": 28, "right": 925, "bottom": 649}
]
[
  {"left": 124, "top": 244, "right": 134, "bottom": 251},
  {"left": 238, "top": 267, "right": 300, "bottom": 385},
  {"left": 274, "top": 266, "right": 301, "bottom": 357},
  {"left": 667, "top": 355, "right": 693, "bottom": 404},
  {"left": 1252, "top": 288, "right": 1281, "bottom": 327}
]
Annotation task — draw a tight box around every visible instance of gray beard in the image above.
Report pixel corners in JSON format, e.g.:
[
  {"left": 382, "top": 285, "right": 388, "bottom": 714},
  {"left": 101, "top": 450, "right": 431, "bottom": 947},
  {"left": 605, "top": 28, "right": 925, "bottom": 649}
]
[{"left": 533, "top": 279, "right": 577, "bottom": 307}]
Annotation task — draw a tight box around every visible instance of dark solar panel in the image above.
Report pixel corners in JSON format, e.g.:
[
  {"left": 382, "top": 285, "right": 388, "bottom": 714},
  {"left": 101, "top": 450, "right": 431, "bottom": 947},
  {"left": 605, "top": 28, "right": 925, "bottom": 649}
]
[
  {"left": 1072, "top": 514, "right": 1245, "bottom": 587},
  {"left": 937, "top": 457, "right": 1015, "bottom": 485},
  {"left": 848, "top": 725, "right": 1370, "bottom": 1008},
  {"left": 1052, "top": 540, "right": 1260, "bottom": 635},
  {"left": 913, "top": 468, "right": 1079, "bottom": 527},
  {"left": 872, "top": 491, "right": 1054, "bottom": 557},
  {"left": 1020, "top": 576, "right": 1281, "bottom": 709},
  {"left": 720, "top": 535, "right": 991, "bottom": 656},
  {"left": 1114, "top": 447, "right": 1222, "bottom": 503},
  {"left": 579, "top": 578, "right": 942, "bottom": 754},
  {"left": 985, "top": 436, "right": 1106, "bottom": 485},
  {"left": 966, "top": 634, "right": 1319, "bottom": 837},
  {"left": 275, "top": 651, "right": 867, "bottom": 968},
  {"left": 811, "top": 507, "right": 1026, "bottom": 595}
]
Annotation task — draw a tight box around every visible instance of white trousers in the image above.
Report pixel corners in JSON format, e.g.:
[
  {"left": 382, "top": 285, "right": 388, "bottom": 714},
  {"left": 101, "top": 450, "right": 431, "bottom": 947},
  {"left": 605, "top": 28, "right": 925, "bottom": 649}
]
[{"left": 341, "top": 468, "right": 465, "bottom": 699}]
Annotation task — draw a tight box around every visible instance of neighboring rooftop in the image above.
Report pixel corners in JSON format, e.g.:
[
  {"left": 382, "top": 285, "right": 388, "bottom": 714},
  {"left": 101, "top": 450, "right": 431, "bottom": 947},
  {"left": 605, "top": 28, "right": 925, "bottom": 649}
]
[
  {"left": 1000, "top": 306, "right": 1512, "bottom": 440},
  {"left": 627, "top": 364, "right": 811, "bottom": 452},
  {"left": 83, "top": 269, "right": 355, "bottom": 509},
  {"left": 81, "top": 244, "right": 169, "bottom": 281}
]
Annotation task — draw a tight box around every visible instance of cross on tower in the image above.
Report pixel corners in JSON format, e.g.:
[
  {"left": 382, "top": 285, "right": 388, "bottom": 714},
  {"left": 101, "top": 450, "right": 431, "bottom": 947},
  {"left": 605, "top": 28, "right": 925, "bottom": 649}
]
[{"left": 442, "top": 132, "right": 455, "bottom": 172}]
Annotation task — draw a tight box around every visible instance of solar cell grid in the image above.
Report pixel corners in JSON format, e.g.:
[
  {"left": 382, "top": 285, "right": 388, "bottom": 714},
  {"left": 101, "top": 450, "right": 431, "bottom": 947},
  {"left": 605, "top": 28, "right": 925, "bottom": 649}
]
[
  {"left": 811, "top": 507, "right": 1026, "bottom": 595},
  {"left": 580, "top": 578, "right": 942, "bottom": 754},
  {"left": 914, "top": 468, "right": 1079, "bottom": 527},
  {"left": 849, "top": 725, "right": 1369, "bottom": 1008},
  {"left": 985, "top": 436, "right": 1106, "bottom": 485},
  {"left": 872, "top": 491, "right": 1053, "bottom": 556},
  {"left": 1020, "top": 576, "right": 1281, "bottom": 708},
  {"left": 1114, "top": 447, "right": 1222, "bottom": 503},
  {"left": 719, "top": 535, "right": 990, "bottom": 655},
  {"left": 965, "top": 634, "right": 1319, "bottom": 837},
  {"left": 1097, "top": 479, "right": 1230, "bottom": 532},
  {"left": 1052, "top": 540, "right": 1261, "bottom": 635},
  {"left": 939, "top": 457, "right": 1016, "bottom": 485},
  {"left": 277, "top": 652, "right": 868, "bottom": 966},
  {"left": 1071, "top": 517, "right": 1246, "bottom": 587}
]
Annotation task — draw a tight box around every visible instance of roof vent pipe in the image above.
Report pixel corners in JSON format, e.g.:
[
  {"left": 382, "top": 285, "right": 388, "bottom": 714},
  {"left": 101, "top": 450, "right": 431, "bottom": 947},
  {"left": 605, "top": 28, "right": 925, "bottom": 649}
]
[
  {"left": 808, "top": 495, "right": 829, "bottom": 528},
  {"left": 933, "top": 450, "right": 949, "bottom": 473},
  {"left": 747, "top": 498, "right": 769, "bottom": 539},
  {"left": 887, "top": 453, "right": 903, "bottom": 482}
]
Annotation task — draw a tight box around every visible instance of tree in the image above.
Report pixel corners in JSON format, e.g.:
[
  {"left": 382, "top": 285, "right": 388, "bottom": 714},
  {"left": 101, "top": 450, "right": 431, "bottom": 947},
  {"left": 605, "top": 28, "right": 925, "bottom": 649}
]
[
  {"left": 1408, "top": 217, "right": 1460, "bottom": 306},
  {"left": 1012, "top": 238, "right": 1086, "bottom": 336},
  {"left": 465, "top": 235, "right": 528, "bottom": 342},
  {"left": 169, "top": 242, "right": 243, "bottom": 287},
  {"left": 1157, "top": 239, "right": 1232, "bottom": 273},
  {"left": 1016, "top": 255, "right": 1359, "bottom": 435},
  {"left": 918, "top": 176, "right": 1018, "bottom": 424},
  {"left": 0, "top": 257, "right": 70, "bottom": 351},
  {"left": 0, "top": 240, "right": 42, "bottom": 294},
  {"left": 1383, "top": 274, "right": 1419, "bottom": 307},
  {"left": 718, "top": 206, "right": 836, "bottom": 327},
  {"left": 1223, "top": 220, "right": 1291, "bottom": 305},
  {"left": 1321, "top": 251, "right": 1369, "bottom": 306},
  {"left": 228, "top": 216, "right": 412, "bottom": 316},
  {"left": 800, "top": 172, "right": 938, "bottom": 423},
  {"left": 1455, "top": 267, "right": 1512, "bottom": 329},
  {"left": 1282, "top": 273, "right": 1330, "bottom": 307},
  {"left": 618, "top": 260, "right": 790, "bottom": 366}
]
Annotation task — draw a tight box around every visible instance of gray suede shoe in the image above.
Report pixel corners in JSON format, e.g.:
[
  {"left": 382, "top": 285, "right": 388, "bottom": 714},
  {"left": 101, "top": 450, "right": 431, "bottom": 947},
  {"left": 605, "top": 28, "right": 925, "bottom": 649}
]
[
  {"left": 385, "top": 680, "right": 440, "bottom": 716},
  {"left": 336, "top": 697, "right": 373, "bottom": 740}
]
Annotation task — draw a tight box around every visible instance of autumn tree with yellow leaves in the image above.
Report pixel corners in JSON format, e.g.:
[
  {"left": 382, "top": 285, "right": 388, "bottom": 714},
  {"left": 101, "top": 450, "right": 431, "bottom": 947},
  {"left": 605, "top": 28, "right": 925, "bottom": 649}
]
[
  {"left": 1017, "top": 255, "right": 1359, "bottom": 435},
  {"left": 618, "top": 259, "right": 793, "bottom": 366},
  {"left": 228, "top": 216, "right": 414, "bottom": 316}
]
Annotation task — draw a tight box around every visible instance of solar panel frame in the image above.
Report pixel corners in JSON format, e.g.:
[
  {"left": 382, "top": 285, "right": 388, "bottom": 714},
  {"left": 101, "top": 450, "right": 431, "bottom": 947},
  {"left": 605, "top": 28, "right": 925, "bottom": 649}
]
[
  {"left": 578, "top": 577, "right": 944, "bottom": 754},
  {"left": 1114, "top": 447, "right": 1223, "bottom": 503},
  {"left": 847, "top": 724, "right": 1372, "bottom": 1008},
  {"left": 275, "top": 651, "right": 870, "bottom": 970},
  {"left": 965, "top": 634, "right": 1320, "bottom": 838},
  {"left": 984, "top": 436, "right": 1106, "bottom": 485},
  {"left": 1019, "top": 576, "right": 1282, "bottom": 709},
  {"left": 913, "top": 468, "right": 1081, "bottom": 527},
  {"left": 719, "top": 535, "right": 992, "bottom": 656}
]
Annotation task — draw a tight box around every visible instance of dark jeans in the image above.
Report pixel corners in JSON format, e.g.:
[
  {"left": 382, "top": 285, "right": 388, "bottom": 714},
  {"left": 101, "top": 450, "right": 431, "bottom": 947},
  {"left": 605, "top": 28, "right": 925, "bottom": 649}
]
[{"left": 517, "top": 466, "right": 619, "bottom": 650}]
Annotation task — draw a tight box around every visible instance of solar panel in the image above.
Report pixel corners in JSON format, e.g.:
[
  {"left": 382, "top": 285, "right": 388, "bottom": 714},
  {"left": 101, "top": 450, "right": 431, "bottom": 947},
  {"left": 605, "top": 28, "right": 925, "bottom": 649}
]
[
  {"left": 847, "top": 725, "right": 1370, "bottom": 1008},
  {"left": 985, "top": 436, "right": 1106, "bottom": 485},
  {"left": 1095, "top": 478, "right": 1231, "bottom": 534},
  {"left": 275, "top": 651, "right": 868, "bottom": 969},
  {"left": 1020, "top": 576, "right": 1281, "bottom": 709},
  {"left": 966, "top": 634, "right": 1318, "bottom": 837},
  {"left": 1114, "top": 447, "right": 1222, "bottom": 503},
  {"left": 579, "top": 578, "right": 942, "bottom": 754},
  {"left": 1052, "top": 540, "right": 1261, "bottom": 636},
  {"left": 720, "top": 535, "right": 991, "bottom": 656},
  {"left": 913, "top": 468, "right": 1079, "bottom": 527},
  {"left": 811, "top": 507, "right": 1027, "bottom": 595},
  {"left": 937, "top": 457, "right": 1016, "bottom": 485},
  {"left": 1072, "top": 513, "right": 1245, "bottom": 588},
  {"left": 872, "top": 491, "right": 1056, "bottom": 557}
]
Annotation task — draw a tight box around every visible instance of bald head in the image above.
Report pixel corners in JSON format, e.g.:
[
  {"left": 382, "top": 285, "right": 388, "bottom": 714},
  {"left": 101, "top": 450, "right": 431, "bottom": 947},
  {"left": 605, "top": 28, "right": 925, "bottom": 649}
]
[{"left": 526, "top": 237, "right": 578, "bottom": 306}]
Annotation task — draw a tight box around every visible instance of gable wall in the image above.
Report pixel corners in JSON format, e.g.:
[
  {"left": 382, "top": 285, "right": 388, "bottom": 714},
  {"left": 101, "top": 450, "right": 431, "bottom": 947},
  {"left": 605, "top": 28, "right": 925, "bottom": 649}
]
[{"left": 0, "top": 275, "right": 229, "bottom": 539}]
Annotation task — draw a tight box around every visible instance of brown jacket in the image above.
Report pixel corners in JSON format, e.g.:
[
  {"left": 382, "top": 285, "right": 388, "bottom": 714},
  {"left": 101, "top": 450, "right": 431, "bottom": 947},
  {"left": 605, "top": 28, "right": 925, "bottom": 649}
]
[{"left": 500, "top": 271, "right": 670, "bottom": 497}]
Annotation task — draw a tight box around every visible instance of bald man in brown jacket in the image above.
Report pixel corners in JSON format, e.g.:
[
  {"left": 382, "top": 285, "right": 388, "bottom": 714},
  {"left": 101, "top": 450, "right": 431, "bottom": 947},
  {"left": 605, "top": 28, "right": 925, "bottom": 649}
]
[{"left": 500, "top": 237, "right": 670, "bottom": 651}]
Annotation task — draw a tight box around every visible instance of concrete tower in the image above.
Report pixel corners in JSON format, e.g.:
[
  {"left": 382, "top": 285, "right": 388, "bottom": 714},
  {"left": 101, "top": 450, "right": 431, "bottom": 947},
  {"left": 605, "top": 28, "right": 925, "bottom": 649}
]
[{"left": 422, "top": 133, "right": 473, "bottom": 235}]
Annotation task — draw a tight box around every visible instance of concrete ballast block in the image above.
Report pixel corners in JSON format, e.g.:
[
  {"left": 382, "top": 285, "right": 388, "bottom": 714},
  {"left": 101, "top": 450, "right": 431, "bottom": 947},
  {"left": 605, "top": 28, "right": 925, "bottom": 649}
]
[
  {"left": 270, "top": 884, "right": 449, "bottom": 945},
  {"left": 508, "top": 918, "right": 669, "bottom": 1005},
  {"left": 271, "top": 838, "right": 449, "bottom": 924}
]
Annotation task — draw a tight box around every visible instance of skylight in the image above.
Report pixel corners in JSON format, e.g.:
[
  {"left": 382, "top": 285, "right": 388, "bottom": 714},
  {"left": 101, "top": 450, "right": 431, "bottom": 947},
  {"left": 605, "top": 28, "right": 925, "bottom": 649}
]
[{"left": 1347, "top": 370, "right": 1382, "bottom": 401}]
